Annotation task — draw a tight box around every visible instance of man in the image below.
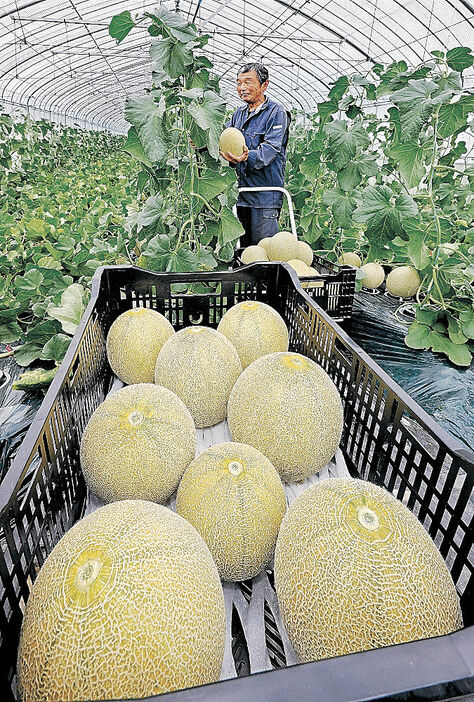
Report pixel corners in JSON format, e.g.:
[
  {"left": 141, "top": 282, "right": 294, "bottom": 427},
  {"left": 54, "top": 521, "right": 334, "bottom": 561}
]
[{"left": 220, "top": 62, "right": 291, "bottom": 246}]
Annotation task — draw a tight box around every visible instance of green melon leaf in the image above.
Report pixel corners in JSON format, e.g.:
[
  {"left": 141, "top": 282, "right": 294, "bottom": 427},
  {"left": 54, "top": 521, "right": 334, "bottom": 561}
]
[
  {"left": 122, "top": 127, "right": 152, "bottom": 167},
  {"left": 109, "top": 11, "right": 136, "bottom": 43},
  {"left": 186, "top": 90, "right": 226, "bottom": 160},
  {"left": 47, "top": 283, "right": 86, "bottom": 335},
  {"left": 0, "top": 317, "right": 22, "bottom": 343},
  {"left": 41, "top": 334, "right": 71, "bottom": 363},
  {"left": 136, "top": 194, "right": 163, "bottom": 232},
  {"left": 437, "top": 101, "right": 468, "bottom": 139},
  {"left": 14, "top": 269, "right": 44, "bottom": 294},
  {"left": 124, "top": 95, "right": 168, "bottom": 164},
  {"left": 446, "top": 47, "right": 474, "bottom": 72},
  {"left": 337, "top": 162, "right": 361, "bottom": 191},
  {"left": 149, "top": 37, "right": 194, "bottom": 79},
  {"left": 429, "top": 331, "right": 472, "bottom": 366},
  {"left": 415, "top": 308, "right": 438, "bottom": 326},
  {"left": 405, "top": 322, "right": 432, "bottom": 349},
  {"left": 353, "top": 185, "right": 418, "bottom": 238},
  {"left": 328, "top": 76, "right": 350, "bottom": 100},
  {"left": 25, "top": 320, "right": 62, "bottom": 345},
  {"left": 299, "top": 151, "right": 321, "bottom": 179},
  {"left": 322, "top": 188, "right": 356, "bottom": 229},
  {"left": 141, "top": 234, "right": 171, "bottom": 271},
  {"left": 447, "top": 316, "right": 468, "bottom": 345},
  {"left": 14, "top": 342, "right": 44, "bottom": 367},
  {"left": 391, "top": 79, "right": 439, "bottom": 140},
  {"left": 459, "top": 310, "right": 474, "bottom": 339},
  {"left": 145, "top": 6, "right": 197, "bottom": 43},
  {"left": 167, "top": 245, "right": 199, "bottom": 272},
  {"left": 389, "top": 142, "right": 426, "bottom": 188}
]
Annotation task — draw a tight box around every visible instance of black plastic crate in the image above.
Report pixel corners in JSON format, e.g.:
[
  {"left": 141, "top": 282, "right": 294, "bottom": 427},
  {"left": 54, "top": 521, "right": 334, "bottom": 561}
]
[
  {"left": 1, "top": 263, "right": 473, "bottom": 702},
  {"left": 234, "top": 247, "right": 356, "bottom": 322}
]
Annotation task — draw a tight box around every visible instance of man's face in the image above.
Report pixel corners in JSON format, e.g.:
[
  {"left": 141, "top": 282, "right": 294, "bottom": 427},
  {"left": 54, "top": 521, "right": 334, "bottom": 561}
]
[{"left": 236, "top": 70, "right": 268, "bottom": 104}]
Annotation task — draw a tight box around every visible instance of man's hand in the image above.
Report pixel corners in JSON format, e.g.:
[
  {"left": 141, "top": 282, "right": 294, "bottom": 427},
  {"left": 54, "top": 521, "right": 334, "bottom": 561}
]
[{"left": 220, "top": 145, "right": 249, "bottom": 164}]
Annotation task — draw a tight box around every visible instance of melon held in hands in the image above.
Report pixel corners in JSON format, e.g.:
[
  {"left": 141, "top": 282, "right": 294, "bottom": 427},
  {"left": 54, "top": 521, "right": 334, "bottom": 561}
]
[
  {"left": 219, "top": 127, "right": 246, "bottom": 156},
  {"left": 154, "top": 326, "right": 242, "bottom": 428},
  {"left": 106, "top": 307, "right": 174, "bottom": 384},
  {"left": 177, "top": 442, "right": 286, "bottom": 581},
  {"left": 80, "top": 383, "right": 195, "bottom": 503},
  {"left": 17, "top": 500, "right": 226, "bottom": 701},
  {"left": 228, "top": 352, "right": 343, "bottom": 482},
  {"left": 274, "top": 477, "right": 463, "bottom": 663}
]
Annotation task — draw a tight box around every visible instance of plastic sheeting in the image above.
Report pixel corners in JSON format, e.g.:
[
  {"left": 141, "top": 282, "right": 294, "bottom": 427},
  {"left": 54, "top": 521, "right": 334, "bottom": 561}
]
[
  {"left": 348, "top": 290, "right": 474, "bottom": 451},
  {"left": 0, "top": 353, "right": 43, "bottom": 482}
]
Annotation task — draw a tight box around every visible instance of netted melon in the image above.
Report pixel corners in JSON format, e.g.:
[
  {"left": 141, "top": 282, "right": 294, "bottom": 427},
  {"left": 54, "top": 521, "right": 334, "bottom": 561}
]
[
  {"left": 154, "top": 326, "right": 242, "bottom": 428},
  {"left": 274, "top": 477, "right": 463, "bottom": 663},
  {"left": 219, "top": 127, "right": 246, "bottom": 156},
  {"left": 359, "top": 262, "right": 385, "bottom": 289},
  {"left": 386, "top": 266, "right": 421, "bottom": 298},
  {"left": 80, "top": 383, "right": 195, "bottom": 503},
  {"left": 106, "top": 308, "right": 174, "bottom": 384},
  {"left": 241, "top": 245, "right": 269, "bottom": 263},
  {"left": 268, "top": 231, "right": 300, "bottom": 261},
  {"left": 176, "top": 442, "right": 286, "bottom": 581},
  {"left": 297, "top": 241, "right": 313, "bottom": 266},
  {"left": 228, "top": 352, "right": 343, "bottom": 482},
  {"left": 258, "top": 237, "right": 273, "bottom": 253},
  {"left": 217, "top": 300, "right": 288, "bottom": 369},
  {"left": 338, "top": 251, "right": 361, "bottom": 267},
  {"left": 301, "top": 266, "right": 321, "bottom": 289},
  {"left": 287, "top": 259, "right": 309, "bottom": 276},
  {"left": 17, "top": 500, "right": 226, "bottom": 701}
]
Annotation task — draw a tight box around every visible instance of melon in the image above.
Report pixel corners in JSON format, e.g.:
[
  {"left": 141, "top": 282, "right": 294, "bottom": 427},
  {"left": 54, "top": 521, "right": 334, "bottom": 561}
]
[
  {"left": 176, "top": 442, "right": 286, "bottom": 581},
  {"left": 258, "top": 237, "right": 273, "bottom": 253},
  {"left": 274, "top": 477, "right": 463, "bottom": 663},
  {"left": 301, "top": 266, "right": 321, "bottom": 289},
  {"left": 297, "top": 241, "right": 314, "bottom": 266},
  {"left": 241, "top": 245, "right": 269, "bottom": 264},
  {"left": 80, "top": 383, "right": 195, "bottom": 503},
  {"left": 154, "top": 326, "right": 242, "bottom": 428},
  {"left": 228, "top": 352, "right": 343, "bottom": 482},
  {"left": 219, "top": 127, "right": 246, "bottom": 156},
  {"left": 217, "top": 300, "right": 289, "bottom": 369},
  {"left": 386, "top": 266, "right": 421, "bottom": 298},
  {"left": 338, "top": 252, "right": 362, "bottom": 268},
  {"left": 268, "top": 232, "right": 300, "bottom": 261},
  {"left": 359, "top": 262, "right": 385, "bottom": 289},
  {"left": 17, "top": 500, "right": 226, "bottom": 701},
  {"left": 287, "top": 259, "right": 309, "bottom": 276},
  {"left": 106, "top": 308, "right": 174, "bottom": 384}
]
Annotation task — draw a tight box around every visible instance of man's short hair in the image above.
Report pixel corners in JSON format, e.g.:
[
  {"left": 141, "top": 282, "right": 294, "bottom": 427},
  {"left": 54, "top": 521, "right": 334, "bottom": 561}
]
[{"left": 238, "top": 63, "right": 269, "bottom": 85}]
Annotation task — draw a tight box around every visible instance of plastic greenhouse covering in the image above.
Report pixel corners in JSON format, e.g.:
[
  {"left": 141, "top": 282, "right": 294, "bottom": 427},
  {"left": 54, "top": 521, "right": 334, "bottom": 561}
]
[{"left": 1, "top": 1, "right": 474, "bottom": 132}]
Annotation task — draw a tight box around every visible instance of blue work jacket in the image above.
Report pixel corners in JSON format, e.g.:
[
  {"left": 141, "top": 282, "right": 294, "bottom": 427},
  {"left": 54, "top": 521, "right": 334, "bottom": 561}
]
[{"left": 226, "top": 97, "right": 291, "bottom": 208}]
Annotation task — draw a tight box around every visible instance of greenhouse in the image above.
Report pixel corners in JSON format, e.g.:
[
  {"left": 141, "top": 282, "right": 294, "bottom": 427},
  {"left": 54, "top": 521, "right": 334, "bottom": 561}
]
[{"left": 0, "top": 2, "right": 473, "bottom": 702}]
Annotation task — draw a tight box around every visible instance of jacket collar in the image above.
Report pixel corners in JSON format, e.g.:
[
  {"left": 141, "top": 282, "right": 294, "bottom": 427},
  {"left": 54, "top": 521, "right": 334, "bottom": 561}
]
[{"left": 237, "top": 95, "right": 270, "bottom": 117}]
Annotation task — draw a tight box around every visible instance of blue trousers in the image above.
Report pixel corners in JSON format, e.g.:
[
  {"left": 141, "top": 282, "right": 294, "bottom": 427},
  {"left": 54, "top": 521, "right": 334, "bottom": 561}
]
[{"left": 237, "top": 206, "right": 281, "bottom": 247}]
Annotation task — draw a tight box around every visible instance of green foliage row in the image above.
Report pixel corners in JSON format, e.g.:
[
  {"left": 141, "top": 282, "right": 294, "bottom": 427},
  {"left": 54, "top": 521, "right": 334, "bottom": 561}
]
[
  {"left": 0, "top": 114, "right": 141, "bottom": 369},
  {"left": 281, "top": 50, "right": 474, "bottom": 366}
]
